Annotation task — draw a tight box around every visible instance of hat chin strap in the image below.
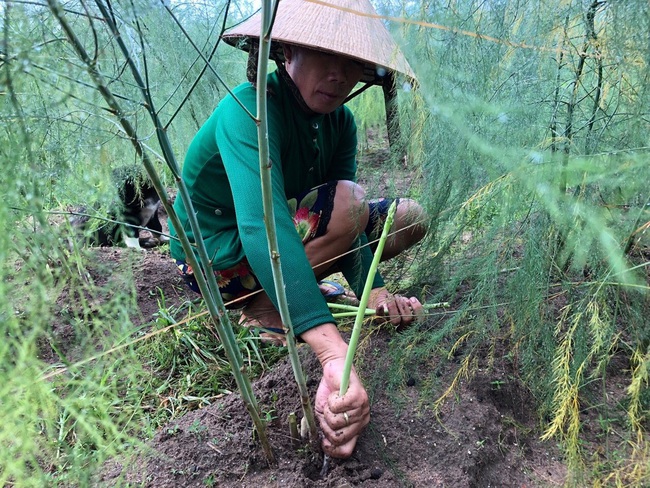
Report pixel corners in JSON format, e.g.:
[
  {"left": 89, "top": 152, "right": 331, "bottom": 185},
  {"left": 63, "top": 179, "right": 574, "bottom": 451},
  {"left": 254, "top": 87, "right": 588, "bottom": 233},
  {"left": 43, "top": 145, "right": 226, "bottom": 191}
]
[
  {"left": 275, "top": 61, "right": 318, "bottom": 115},
  {"left": 343, "top": 83, "right": 374, "bottom": 104}
]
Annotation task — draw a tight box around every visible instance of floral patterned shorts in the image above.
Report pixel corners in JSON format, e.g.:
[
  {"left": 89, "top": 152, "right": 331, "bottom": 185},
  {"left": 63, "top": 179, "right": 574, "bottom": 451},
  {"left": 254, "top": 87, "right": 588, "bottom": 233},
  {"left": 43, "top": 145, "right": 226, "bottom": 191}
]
[{"left": 176, "top": 181, "right": 396, "bottom": 307}]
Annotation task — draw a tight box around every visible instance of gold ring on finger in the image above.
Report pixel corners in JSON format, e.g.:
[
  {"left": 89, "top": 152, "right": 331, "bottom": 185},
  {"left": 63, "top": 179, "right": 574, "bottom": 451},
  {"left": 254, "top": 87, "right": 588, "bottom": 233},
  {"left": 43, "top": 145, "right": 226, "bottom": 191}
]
[{"left": 343, "top": 412, "right": 350, "bottom": 426}]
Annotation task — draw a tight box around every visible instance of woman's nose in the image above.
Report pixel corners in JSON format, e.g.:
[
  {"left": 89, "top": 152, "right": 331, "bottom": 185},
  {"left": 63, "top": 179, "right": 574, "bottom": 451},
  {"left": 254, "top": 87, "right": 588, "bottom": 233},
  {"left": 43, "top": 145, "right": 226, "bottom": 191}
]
[{"left": 326, "top": 59, "right": 349, "bottom": 83}]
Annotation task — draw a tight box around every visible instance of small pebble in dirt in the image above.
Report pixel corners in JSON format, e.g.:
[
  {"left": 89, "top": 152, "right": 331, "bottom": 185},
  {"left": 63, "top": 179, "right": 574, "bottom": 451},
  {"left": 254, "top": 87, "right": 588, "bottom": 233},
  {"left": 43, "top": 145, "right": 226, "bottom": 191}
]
[
  {"left": 370, "top": 468, "right": 383, "bottom": 480},
  {"left": 406, "top": 377, "right": 416, "bottom": 387}
]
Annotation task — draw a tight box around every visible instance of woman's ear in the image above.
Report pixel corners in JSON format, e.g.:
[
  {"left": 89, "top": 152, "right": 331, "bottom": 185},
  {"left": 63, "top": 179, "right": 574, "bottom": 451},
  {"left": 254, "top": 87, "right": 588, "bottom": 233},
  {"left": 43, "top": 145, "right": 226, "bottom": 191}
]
[{"left": 282, "top": 44, "right": 293, "bottom": 64}]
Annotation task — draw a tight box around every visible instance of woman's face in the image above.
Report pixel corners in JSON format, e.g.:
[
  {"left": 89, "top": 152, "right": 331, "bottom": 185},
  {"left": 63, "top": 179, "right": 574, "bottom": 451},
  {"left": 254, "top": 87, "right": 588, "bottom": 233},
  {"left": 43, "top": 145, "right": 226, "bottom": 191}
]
[{"left": 283, "top": 45, "right": 364, "bottom": 114}]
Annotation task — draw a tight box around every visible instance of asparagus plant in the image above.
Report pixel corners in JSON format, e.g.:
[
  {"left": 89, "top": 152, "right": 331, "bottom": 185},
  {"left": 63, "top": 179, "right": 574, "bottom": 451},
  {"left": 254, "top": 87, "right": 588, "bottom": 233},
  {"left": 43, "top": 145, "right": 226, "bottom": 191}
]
[
  {"left": 328, "top": 301, "right": 450, "bottom": 319},
  {"left": 255, "top": 0, "right": 319, "bottom": 443},
  {"left": 47, "top": 0, "right": 275, "bottom": 464},
  {"left": 340, "top": 200, "right": 398, "bottom": 396}
]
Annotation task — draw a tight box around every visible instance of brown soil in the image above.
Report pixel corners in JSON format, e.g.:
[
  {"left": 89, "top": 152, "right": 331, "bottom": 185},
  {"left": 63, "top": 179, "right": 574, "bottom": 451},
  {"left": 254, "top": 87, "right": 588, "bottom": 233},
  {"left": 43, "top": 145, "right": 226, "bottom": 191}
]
[
  {"left": 102, "top": 328, "right": 566, "bottom": 487},
  {"left": 86, "top": 249, "right": 566, "bottom": 488},
  {"left": 91, "top": 242, "right": 566, "bottom": 487},
  {"left": 49, "top": 127, "right": 568, "bottom": 487}
]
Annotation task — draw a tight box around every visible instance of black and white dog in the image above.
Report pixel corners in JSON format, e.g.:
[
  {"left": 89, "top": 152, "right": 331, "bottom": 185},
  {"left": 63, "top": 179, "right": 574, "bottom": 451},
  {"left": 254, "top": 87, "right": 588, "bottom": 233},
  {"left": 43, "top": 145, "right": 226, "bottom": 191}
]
[{"left": 71, "top": 169, "right": 167, "bottom": 249}]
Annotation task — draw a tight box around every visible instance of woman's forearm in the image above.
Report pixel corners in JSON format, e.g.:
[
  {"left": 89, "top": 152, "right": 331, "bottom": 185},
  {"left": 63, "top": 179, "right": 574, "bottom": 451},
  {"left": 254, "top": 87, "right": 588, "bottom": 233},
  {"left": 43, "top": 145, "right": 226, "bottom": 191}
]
[{"left": 300, "top": 323, "right": 349, "bottom": 366}]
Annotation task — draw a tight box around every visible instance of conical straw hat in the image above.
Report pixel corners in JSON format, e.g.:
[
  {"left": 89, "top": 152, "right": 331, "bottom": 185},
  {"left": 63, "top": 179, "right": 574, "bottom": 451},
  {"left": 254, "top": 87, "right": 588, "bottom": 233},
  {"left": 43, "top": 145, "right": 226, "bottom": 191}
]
[{"left": 222, "top": 0, "right": 415, "bottom": 85}]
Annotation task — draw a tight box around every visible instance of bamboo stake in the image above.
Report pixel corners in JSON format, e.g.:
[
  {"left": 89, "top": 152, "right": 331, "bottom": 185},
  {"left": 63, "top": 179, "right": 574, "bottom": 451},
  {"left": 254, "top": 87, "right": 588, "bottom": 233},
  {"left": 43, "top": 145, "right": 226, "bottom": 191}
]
[{"left": 255, "top": 0, "right": 319, "bottom": 444}]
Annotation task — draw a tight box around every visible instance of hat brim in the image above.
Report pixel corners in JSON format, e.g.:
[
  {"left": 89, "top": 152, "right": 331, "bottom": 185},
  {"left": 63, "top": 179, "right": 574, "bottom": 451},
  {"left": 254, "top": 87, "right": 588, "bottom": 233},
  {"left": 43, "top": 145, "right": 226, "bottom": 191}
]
[{"left": 222, "top": 0, "right": 416, "bottom": 86}]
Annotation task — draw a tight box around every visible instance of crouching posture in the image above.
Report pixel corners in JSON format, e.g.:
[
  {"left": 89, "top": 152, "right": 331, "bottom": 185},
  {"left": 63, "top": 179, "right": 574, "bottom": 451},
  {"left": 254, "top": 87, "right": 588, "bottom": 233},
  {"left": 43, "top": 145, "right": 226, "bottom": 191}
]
[{"left": 170, "top": 0, "right": 426, "bottom": 459}]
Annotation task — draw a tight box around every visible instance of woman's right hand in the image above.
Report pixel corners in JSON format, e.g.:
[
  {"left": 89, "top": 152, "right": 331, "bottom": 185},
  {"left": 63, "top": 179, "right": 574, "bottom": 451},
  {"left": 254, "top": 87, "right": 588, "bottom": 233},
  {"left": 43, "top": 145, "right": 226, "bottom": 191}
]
[
  {"left": 300, "top": 323, "right": 370, "bottom": 458},
  {"left": 315, "top": 358, "right": 370, "bottom": 458}
]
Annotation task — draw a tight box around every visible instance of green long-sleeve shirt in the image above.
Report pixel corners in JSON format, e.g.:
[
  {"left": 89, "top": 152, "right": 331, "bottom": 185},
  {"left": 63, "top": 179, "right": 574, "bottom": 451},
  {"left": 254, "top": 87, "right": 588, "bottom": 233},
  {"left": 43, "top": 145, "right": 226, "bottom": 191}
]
[{"left": 170, "top": 70, "right": 383, "bottom": 336}]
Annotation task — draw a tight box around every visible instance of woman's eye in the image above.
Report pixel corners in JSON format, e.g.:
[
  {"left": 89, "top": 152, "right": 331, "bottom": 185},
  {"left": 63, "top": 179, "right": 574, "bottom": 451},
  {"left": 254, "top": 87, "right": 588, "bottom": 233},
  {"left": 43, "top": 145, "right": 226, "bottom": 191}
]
[{"left": 349, "top": 61, "right": 364, "bottom": 73}]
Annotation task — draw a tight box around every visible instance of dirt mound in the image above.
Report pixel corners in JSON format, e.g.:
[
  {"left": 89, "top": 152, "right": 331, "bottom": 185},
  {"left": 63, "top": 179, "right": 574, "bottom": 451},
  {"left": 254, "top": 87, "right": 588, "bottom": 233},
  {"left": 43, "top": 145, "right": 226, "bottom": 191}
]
[
  {"left": 96, "top": 257, "right": 565, "bottom": 487},
  {"left": 46, "top": 179, "right": 566, "bottom": 487}
]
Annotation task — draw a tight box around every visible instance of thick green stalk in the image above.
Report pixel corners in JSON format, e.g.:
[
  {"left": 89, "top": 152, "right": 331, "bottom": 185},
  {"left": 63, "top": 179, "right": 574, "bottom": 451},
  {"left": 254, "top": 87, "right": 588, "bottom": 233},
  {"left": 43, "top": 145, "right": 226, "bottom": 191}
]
[
  {"left": 47, "top": 0, "right": 275, "bottom": 465},
  {"left": 328, "top": 301, "right": 449, "bottom": 316},
  {"left": 340, "top": 201, "right": 398, "bottom": 395},
  {"left": 255, "top": 0, "right": 319, "bottom": 443}
]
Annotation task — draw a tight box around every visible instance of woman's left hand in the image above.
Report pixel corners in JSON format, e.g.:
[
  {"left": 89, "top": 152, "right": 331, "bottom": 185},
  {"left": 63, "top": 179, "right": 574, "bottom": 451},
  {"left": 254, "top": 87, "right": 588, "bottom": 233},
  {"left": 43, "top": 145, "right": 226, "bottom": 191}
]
[{"left": 368, "top": 287, "right": 423, "bottom": 329}]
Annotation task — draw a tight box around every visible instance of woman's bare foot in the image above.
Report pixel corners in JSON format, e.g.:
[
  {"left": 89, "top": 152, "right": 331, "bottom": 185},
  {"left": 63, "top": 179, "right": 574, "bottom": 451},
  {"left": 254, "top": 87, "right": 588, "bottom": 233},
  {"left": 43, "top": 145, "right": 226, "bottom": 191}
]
[
  {"left": 239, "top": 280, "right": 358, "bottom": 346},
  {"left": 239, "top": 314, "right": 286, "bottom": 346},
  {"left": 240, "top": 292, "right": 287, "bottom": 346},
  {"left": 318, "top": 280, "right": 359, "bottom": 306}
]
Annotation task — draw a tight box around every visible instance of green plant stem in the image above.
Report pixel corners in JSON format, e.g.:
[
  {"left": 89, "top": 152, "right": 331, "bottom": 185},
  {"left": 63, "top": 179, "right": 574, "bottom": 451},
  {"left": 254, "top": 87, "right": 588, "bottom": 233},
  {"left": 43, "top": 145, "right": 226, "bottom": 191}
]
[
  {"left": 340, "top": 201, "right": 398, "bottom": 396},
  {"left": 255, "top": 0, "right": 319, "bottom": 444},
  {"left": 328, "top": 302, "right": 450, "bottom": 314},
  {"left": 161, "top": 1, "right": 255, "bottom": 121},
  {"left": 288, "top": 412, "right": 300, "bottom": 449},
  {"left": 332, "top": 312, "right": 369, "bottom": 319},
  {"left": 47, "top": 0, "right": 275, "bottom": 465},
  {"left": 327, "top": 303, "right": 375, "bottom": 313}
]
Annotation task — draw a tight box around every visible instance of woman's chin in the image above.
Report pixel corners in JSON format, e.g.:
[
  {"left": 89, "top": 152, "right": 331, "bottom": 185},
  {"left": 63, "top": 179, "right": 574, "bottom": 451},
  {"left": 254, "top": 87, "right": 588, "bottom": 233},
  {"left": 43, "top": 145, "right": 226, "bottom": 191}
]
[{"left": 308, "top": 101, "right": 341, "bottom": 114}]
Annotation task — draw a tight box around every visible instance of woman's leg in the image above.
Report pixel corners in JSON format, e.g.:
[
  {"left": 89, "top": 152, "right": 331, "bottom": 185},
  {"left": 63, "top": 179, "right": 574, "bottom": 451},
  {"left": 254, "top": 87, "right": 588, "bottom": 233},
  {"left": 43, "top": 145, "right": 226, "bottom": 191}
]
[
  {"left": 373, "top": 198, "right": 428, "bottom": 261},
  {"left": 241, "top": 183, "right": 427, "bottom": 339},
  {"left": 241, "top": 181, "right": 369, "bottom": 335},
  {"left": 304, "top": 180, "right": 369, "bottom": 276}
]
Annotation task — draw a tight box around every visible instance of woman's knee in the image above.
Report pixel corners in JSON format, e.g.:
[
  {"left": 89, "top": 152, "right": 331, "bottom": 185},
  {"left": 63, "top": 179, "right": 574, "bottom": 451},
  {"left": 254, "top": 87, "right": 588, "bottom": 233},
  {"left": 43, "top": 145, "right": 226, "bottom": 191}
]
[
  {"left": 329, "top": 180, "right": 369, "bottom": 240},
  {"left": 395, "top": 198, "right": 428, "bottom": 245}
]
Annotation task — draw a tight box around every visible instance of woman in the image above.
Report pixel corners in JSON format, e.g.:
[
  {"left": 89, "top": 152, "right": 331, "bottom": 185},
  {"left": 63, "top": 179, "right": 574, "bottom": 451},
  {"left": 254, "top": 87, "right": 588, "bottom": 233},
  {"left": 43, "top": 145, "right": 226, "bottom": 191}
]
[{"left": 170, "top": 0, "right": 426, "bottom": 459}]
